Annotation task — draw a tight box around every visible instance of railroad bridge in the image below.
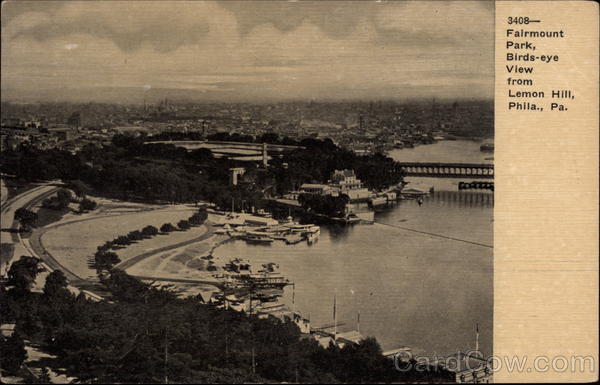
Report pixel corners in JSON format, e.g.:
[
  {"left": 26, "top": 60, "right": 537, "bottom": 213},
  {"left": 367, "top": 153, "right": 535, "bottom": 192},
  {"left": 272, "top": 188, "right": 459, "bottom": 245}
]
[{"left": 399, "top": 163, "right": 494, "bottom": 179}]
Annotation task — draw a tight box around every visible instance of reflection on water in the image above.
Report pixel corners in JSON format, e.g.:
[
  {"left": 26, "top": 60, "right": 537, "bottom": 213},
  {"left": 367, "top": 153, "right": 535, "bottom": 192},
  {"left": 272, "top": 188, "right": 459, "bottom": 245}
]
[
  {"left": 430, "top": 190, "right": 493, "bottom": 209},
  {"left": 410, "top": 190, "right": 493, "bottom": 210},
  {"left": 214, "top": 192, "right": 493, "bottom": 357},
  {"left": 324, "top": 224, "right": 354, "bottom": 242},
  {"left": 212, "top": 141, "right": 493, "bottom": 357}
]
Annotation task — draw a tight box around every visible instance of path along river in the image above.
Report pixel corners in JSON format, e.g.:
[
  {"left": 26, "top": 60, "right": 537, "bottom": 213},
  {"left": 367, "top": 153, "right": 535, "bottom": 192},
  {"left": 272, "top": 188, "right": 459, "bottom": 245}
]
[{"left": 213, "top": 140, "right": 493, "bottom": 357}]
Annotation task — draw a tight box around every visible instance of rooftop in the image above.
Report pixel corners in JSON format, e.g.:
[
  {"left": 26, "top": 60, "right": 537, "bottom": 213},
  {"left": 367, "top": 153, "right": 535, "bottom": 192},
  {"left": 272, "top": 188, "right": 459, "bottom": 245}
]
[
  {"left": 331, "top": 169, "right": 357, "bottom": 179},
  {"left": 435, "top": 351, "right": 489, "bottom": 373},
  {"left": 300, "top": 183, "right": 331, "bottom": 189}
]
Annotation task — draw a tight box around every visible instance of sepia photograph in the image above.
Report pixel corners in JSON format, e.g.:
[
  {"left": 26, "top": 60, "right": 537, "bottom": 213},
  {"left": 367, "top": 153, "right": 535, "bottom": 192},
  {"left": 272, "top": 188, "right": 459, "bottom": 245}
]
[{"left": 1, "top": 1, "right": 495, "bottom": 383}]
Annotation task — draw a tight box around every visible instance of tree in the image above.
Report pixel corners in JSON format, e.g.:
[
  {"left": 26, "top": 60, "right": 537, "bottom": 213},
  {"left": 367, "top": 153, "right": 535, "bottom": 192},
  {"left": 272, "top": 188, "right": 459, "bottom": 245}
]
[
  {"left": 189, "top": 148, "right": 213, "bottom": 163},
  {"left": 97, "top": 241, "right": 114, "bottom": 252},
  {"left": 335, "top": 337, "right": 391, "bottom": 383},
  {"left": 141, "top": 225, "right": 158, "bottom": 238},
  {"left": 41, "top": 189, "right": 73, "bottom": 211},
  {"left": 0, "top": 333, "right": 27, "bottom": 374},
  {"left": 79, "top": 198, "right": 97, "bottom": 212},
  {"left": 56, "top": 189, "right": 72, "bottom": 206},
  {"left": 43, "top": 270, "right": 70, "bottom": 299},
  {"left": 67, "top": 180, "right": 90, "bottom": 198},
  {"left": 259, "top": 132, "right": 280, "bottom": 144},
  {"left": 100, "top": 269, "right": 151, "bottom": 302},
  {"left": 114, "top": 235, "right": 131, "bottom": 246},
  {"left": 94, "top": 251, "right": 121, "bottom": 271},
  {"left": 6, "top": 256, "right": 43, "bottom": 294},
  {"left": 127, "top": 230, "right": 143, "bottom": 241},
  {"left": 298, "top": 194, "right": 348, "bottom": 217},
  {"left": 15, "top": 207, "right": 38, "bottom": 229},
  {"left": 188, "top": 212, "right": 206, "bottom": 226},
  {"left": 160, "top": 223, "right": 176, "bottom": 233},
  {"left": 197, "top": 207, "right": 208, "bottom": 221},
  {"left": 22, "top": 367, "right": 52, "bottom": 384},
  {"left": 41, "top": 197, "right": 56, "bottom": 209},
  {"left": 0, "top": 258, "right": 454, "bottom": 384},
  {"left": 177, "top": 220, "right": 191, "bottom": 230}
]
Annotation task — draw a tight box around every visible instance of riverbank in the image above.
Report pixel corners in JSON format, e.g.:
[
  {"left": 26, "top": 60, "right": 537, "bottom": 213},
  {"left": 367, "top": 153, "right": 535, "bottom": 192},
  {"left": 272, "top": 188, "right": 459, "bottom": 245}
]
[{"left": 213, "top": 188, "right": 493, "bottom": 357}]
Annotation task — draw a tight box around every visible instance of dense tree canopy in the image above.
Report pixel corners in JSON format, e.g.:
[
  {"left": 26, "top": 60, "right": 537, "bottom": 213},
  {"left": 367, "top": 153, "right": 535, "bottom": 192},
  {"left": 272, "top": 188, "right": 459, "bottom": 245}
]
[
  {"left": 79, "top": 198, "right": 98, "bottom": 212},
  {"left": 141, "top": 225, "right": 159, "bottom": 237},
  {"left": 299, "top": 193, "right": 350, "bottom": 217},
  {"left": 1, "top": 266, "right": 452, "bottom": 383},
  {"left": 1, "top": 134, "right": 403, "bottom": 210},
  {"left": 14, "top": 208, "right": 38, "bottom": 228},
  {"left": 0, "top": 332, "right": 27, "bottom": 375},
  {"left": 43, "top": 270, "right": 70, "bottom": 299},
  {"left": 6, "top": 256, "right": 43, "bottom": 295},
  {"left": 160, "top": 223, "right": 176, "bottom": 233}
]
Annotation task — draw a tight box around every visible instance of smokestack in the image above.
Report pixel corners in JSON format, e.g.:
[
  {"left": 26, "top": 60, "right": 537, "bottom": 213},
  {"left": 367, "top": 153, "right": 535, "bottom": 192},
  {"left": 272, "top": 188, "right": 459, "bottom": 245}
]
[
  {"left": 475, "top": 323, "right": 479, "bottom": 355},
  {"left": 262, "top": 142, "right": 268, "bottom": 167}
]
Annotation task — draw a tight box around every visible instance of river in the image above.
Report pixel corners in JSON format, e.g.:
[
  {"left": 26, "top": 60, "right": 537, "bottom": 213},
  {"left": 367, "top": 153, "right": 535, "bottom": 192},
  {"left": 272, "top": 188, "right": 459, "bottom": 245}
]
[{"left": 213, "top": 140, "right": 493, "bottom": 357}]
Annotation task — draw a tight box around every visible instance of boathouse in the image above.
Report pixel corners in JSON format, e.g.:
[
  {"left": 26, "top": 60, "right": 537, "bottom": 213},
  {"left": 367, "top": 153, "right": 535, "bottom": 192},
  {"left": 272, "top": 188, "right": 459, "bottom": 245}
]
[{"left": 433, "top": 352, "right": 492, "bottom": 384}]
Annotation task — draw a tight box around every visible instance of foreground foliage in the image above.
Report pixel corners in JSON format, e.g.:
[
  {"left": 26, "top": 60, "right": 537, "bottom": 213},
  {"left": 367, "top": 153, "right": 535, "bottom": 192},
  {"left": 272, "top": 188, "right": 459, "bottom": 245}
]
[{"left": 1, "top": 257, "right": 452, "bottom": 383}]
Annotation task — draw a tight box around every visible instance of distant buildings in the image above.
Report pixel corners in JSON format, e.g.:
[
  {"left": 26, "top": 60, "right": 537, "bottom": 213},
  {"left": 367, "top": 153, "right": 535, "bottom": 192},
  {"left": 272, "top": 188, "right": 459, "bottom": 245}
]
[
  {"left": 45, "top": 126, "right": 76, "bottom": 141},
  {"left": 296, "top": 170, "right": 371, "bottom": 202},
  {"left": 297, "top": 183, "right": 336, "bottom": 196},
  {"left": 1, "top": 100, "right": 493, "bottom": 156},
  {"left": 291, "top": 169, "right": 374, "bottom": 222},
  {"left": 67, "top": 112, "right": 83, "bottom": 128},
  {"left": 328, "top": 169, "right": 371, "bottom": 200}
]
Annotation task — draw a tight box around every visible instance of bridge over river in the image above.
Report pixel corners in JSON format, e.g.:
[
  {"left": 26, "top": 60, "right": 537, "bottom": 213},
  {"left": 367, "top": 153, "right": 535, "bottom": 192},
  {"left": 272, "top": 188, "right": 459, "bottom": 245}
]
[{"left": 398, "top": 162, "right": 494, "bottom": 179}]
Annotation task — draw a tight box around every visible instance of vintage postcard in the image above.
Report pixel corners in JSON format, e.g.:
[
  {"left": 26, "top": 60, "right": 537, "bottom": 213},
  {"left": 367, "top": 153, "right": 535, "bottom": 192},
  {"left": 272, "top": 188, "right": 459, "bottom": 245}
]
[{"left": 1, "top": 1, "right": 597, "bottom": 383}]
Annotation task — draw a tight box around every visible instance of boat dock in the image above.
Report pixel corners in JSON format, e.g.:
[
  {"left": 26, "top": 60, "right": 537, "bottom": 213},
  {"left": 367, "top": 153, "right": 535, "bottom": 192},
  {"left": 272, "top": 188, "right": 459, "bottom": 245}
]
[
  {"left": 383, "top": 347, "right": 413, "bottom": 361},
  {"left": 311, "top": 326, "right": 365, "bottom": 349},
  {"left": 215, "top": 217, "right": 321, "bottom": 246}
]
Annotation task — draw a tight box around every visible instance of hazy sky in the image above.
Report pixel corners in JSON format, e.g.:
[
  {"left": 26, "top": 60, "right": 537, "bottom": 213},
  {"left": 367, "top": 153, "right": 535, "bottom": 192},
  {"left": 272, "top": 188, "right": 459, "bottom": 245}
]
[{"left": 1, "top": 0, "right": 494, "bottom": 103}]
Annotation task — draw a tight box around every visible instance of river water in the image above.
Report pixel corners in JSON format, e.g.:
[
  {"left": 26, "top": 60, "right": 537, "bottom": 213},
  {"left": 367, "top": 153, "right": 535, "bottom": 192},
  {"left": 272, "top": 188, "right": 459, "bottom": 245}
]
[{"left": 213, "top": 140, "right": 493, "bottom": 357}]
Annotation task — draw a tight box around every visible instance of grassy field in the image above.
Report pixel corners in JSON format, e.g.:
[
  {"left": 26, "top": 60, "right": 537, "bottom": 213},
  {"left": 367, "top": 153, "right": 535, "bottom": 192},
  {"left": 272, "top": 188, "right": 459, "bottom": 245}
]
[{"left": 41, "top": 205, "right": 201, "bottom": 280}]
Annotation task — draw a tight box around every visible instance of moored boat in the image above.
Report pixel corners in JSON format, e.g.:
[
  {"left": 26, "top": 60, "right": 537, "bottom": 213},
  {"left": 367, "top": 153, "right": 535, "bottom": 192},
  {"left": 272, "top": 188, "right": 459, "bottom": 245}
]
[
  {"left": 370, "top": 195, "right": 388, "bottom": 207},
  {"left": 256, "top": 209, "right": 273, "bottom": 218},
  {"left": 243, "top": 232, "right": 274, "bottom": 244},
  {"left": 284, "top": 233, "right": 304, "bottom": 244},
  {"left": 306, "top": 225, "right": 320, "bottom": 244},
  {"left": 345, "top": 213, "right": 362, "bottom": 224},
  {"left": 214, "top": 223, "right": 232, "bottom": 234}
]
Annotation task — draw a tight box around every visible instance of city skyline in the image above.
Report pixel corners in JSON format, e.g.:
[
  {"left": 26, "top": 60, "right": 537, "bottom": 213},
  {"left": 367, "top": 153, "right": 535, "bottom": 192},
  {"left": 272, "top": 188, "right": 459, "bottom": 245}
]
[{"left": 2, "top": 0, "right": 494, "bottom": 103}]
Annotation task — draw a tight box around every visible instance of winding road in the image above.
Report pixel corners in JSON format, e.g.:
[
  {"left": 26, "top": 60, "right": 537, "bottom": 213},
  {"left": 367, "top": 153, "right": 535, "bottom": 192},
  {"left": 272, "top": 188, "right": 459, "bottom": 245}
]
[
  {"left": 2, "top": 182, "right": 224, "bottom": 296},
  {"left": 1, "top": 181, "right": 61, "bottom": 263}
]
